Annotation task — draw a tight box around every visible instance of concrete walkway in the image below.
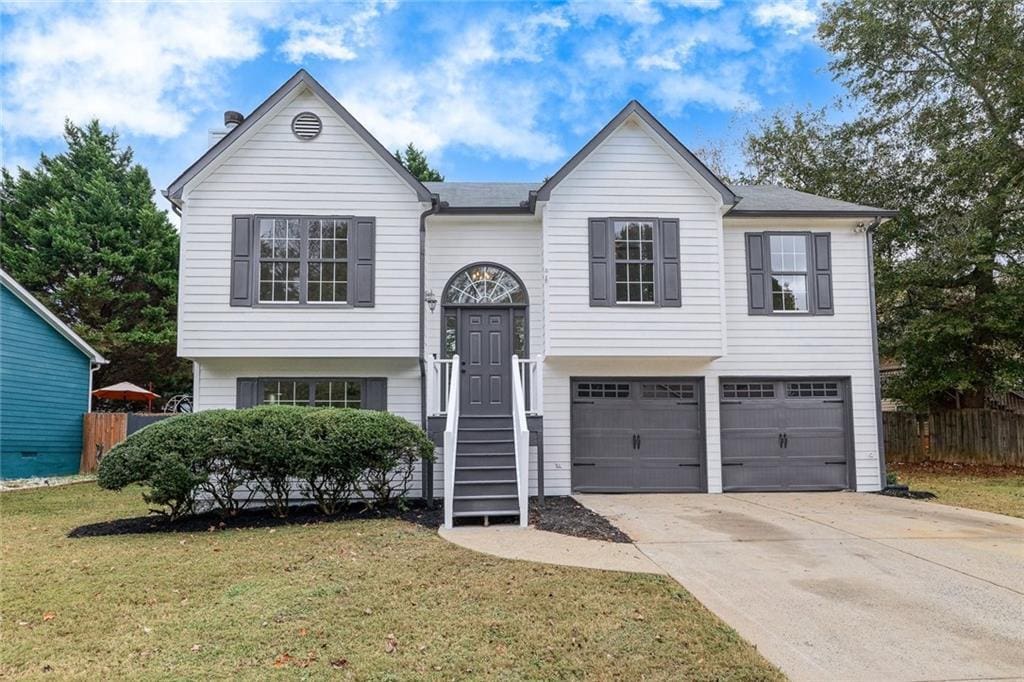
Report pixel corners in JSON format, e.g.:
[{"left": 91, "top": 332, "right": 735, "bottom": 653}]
[
  {"left": 438, "top": 525, "right": 663, "bottom": 574},
  {"left": 578, "top": 492, "right": 1024, "bottom": 682}
]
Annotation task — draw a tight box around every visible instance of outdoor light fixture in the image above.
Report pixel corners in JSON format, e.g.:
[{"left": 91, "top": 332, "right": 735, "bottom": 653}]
[{"left": 424, "top": 290, "right": 438, "bottom": 312}]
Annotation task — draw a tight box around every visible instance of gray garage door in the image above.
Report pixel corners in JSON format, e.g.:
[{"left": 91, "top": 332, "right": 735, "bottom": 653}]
[
  {"left": 720, "top": 379, "right": 851, "bottom": 491},
  {"left": 571, "top": 378, "right": 704, "bottom": 492}
]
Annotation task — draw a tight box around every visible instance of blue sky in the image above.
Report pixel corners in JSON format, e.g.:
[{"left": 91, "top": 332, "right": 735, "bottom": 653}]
[{"left": 2, "top": 0, "right": 836, "bottom": 216}]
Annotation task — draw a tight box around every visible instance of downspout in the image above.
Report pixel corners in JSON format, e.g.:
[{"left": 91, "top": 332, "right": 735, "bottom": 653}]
[
  {"left": 88, "top": 362, "right": 102, "bottom": 412},
  {"left": 865, "top": 217, "right": 887, "bottom": 490},
  {"left": 419, "top": 196, "right": 441, "bottom": 504}
]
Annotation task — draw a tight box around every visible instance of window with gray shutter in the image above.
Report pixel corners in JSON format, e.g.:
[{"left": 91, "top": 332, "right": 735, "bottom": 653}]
[
  {"left": 588, "top": 217, "right": 681, "bottom": 307},
  {"left": 745, "top": 231, "right": 834, "bottom": 316},
  {"left": 230, "top": 215, "right": 375, "bottom": 307},
  {"left": 230, "top": 216, "right": 255, "bottom": 306}
]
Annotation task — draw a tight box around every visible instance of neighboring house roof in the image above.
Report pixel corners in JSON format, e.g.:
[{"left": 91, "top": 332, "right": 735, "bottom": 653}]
[
  {"left": 165, "top": 69, "right": 434, "bottom": 206},
  {"left": 0, "top": 269, "right": 107, "bottom": 364},
  {"left": 534, "top": 100, "right": 738, "bottom": 206},
  {"left": 425, "top": 182, "right": 539, "bottom": 210},
  {"left": 727, "top": 185, "right": 897, "bottom": 218}
]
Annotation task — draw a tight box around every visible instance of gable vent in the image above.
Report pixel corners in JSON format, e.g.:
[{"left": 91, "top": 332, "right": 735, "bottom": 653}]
[{"left": 291, "top": 112, "right": 322, "bottom": 140}]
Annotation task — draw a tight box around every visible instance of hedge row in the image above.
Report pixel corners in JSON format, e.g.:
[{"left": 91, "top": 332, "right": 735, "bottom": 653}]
[{"left": 97, "top": 406, "right": 436, "bottom": 520}]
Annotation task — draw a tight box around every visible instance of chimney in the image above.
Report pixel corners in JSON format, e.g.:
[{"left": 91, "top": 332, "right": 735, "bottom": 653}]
[{"left": 208, "top": 110, "right": 245, "bottom": 147}]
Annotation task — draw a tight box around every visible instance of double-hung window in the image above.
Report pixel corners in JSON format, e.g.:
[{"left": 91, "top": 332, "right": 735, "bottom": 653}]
[
  {"left": 229, "top": 215, "right": 375, "bottom": 307},
  {"left": 588, "top": 217, "right": 681, "bottom": 307},
  {"left": 745, "top": 231, "right": 834, "bottom": 315}
]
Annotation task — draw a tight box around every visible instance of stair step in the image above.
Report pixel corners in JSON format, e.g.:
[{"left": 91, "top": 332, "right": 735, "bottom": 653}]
[
  {"left": 457, "top": 439, "right": 515, "bottom": 454},
  {"left": 452, "top": 509, "right": 521, "bottom": 518},
  {"left": 454, "top": 480, "right": 517, "bottom": 495},
  {"left": 457, "top": 454, "right": 516, "bottom": 468},
  {"left": 453, "top": 496, "right": 521, "bottom": 513},
  {"left": 455, "top": 465, "right": 517, "bottom": 482}
]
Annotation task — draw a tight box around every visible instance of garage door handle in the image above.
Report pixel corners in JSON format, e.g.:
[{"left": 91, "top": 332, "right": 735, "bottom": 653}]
[
  {"left": 778, "top": 433, "right": 784, "bottom": 448},
  {"left": 783, "top": 433, "right": 789, "bottom": 448}
]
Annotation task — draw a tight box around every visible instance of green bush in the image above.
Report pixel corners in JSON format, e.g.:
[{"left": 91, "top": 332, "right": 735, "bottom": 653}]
[{"left": 97, "top": 406, "right": 435, "bottom": 519}]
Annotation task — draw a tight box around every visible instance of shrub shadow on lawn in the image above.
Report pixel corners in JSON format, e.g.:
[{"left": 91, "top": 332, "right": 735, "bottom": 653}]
[
  {"left": 68, "top": 500, "right": 443, "bottom": 538},
  {"left": 68, "top": 495, "right": 631, "bottom": 542}
]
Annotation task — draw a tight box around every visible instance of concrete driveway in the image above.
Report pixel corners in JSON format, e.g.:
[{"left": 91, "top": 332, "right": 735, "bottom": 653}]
[{"left": 578, "top": 492, "right": 1024, "bottom": 682}]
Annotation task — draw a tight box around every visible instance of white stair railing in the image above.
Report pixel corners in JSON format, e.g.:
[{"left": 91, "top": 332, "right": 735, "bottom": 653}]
[
  {"left": 515, "top": 354, "right": 543, "bottom": 415},
  {"left": 426, "top": 355, "right": 455, "bottom": 416},
  {"left": 442, "top": 354, "right": 460, "bottom": 529},
  {"left": 511, "top": 355, "right": 531, "bottom": 528}
]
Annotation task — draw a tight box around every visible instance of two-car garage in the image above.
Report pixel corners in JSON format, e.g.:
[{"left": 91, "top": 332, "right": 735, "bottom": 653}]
[{"left": 570, "top": 377, "right": 853, "bottom": 493}]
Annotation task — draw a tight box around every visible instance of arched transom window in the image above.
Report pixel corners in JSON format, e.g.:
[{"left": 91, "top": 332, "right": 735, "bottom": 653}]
[{"left": 443, "top": 264, "right": 526, "bottom": 305}]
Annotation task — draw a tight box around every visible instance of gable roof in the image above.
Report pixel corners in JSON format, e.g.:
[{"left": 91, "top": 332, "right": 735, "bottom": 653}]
[
  {"left": 533, "top": 100, "right": 738, "bottom": 206},
  {"left": 165, "top": 69, "right": 434, "bottom": 206},
  {"left": 0, "top": 270, "right": 107, "bottom": 364},
  {"left": 728, "top": 185, "right": 898, "bottom": 217}
]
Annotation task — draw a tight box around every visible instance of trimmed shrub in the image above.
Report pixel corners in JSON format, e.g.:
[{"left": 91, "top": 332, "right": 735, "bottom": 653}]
[{"left": 97, "top": 406, "right": 435, "bottom": 519}]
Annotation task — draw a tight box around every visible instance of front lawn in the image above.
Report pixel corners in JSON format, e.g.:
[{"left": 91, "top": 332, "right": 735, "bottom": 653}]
[
  {"left": 0, "top": 484, "right": 782, "bottom": 680},
  {"left": 890, "top": 462, "right": 1024, "bottom": 518}
]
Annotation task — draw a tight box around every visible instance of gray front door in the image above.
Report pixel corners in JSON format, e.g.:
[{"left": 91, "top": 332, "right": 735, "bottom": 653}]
[
  {"left": 458, "top": 308, "right": 511, "bottom": 415},
  {"left": 571, "top": 378, "right": 704, "bottom": 492},
  {"left": 720, "top": 378, "right": 850, "bottom": 491}
]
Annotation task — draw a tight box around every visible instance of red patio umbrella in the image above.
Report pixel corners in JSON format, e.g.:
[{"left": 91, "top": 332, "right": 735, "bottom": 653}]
[{"left": 92, "top": 382, "right": 160, "bottom": 412}]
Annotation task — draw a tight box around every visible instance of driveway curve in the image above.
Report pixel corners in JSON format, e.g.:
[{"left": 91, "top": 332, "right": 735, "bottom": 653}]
[{"left": 578, "top": 492, "right": 1024, "bottom": 682}]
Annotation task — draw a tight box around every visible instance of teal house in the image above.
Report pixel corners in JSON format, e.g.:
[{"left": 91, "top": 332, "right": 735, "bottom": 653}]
[{"left": 1, "top": 270, "right": 107, "bottom": 479}]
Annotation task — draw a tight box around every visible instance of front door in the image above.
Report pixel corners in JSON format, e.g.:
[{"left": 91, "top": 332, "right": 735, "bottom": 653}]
[{"left": 458, "top": 308, "right": 511, "bottom": 415}]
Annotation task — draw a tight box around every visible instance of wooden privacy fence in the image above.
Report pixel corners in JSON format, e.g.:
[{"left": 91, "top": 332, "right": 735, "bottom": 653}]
[
  {"left": 884, "top": 409, "right": 1024, "bottom": 466},
  {"left": 81, "top": 413, "right": 175, "bottom": 473},
  {"left": 81, "top": 413, "right": 126, "bottom": 473}
]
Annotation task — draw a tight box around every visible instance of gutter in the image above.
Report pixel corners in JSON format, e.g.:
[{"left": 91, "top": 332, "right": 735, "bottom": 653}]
[
  {"left": 161, "top": 190, "right": 182, "bottom": 217},
  {"left": 419, "top": 195, "right": 441, "bottom": 504},
  {"left": 864, "top": 217, "right": 888, "bottom": 489},
  {"left": 88, "top": 362, "right": 103, "bottom": 413}
]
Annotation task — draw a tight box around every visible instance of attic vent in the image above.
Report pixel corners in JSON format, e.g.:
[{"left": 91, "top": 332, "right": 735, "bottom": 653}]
[{"left": 291, "top": 112, "right": 322, "bottom": 140}]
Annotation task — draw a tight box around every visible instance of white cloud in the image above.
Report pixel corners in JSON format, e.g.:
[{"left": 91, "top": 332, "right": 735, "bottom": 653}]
[
  {"left": 1, "top": 2, "right": 274, "bottom": 140},
  {"left": 280, "top": 1, "right": 397, "bottom": 62},
  {"left": 581, "top": 43, "right": 627, "bottom": 70},
  {"left": 654, "top": 65, "right": 760, "bottom": 114},
  {"left": 331, "top": 15, "right": 567, "bottom": 165},
  {"left": 752, "top": 0, "right": 818, "bottom": 34},
  {"left": 567, "top": 0, "right": 663, "bottom": 26}
]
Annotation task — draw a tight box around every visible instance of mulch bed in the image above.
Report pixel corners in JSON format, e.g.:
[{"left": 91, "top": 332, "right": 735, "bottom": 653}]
[
  {"left": 68, "top": 495, "right": 632, "bottom": 543},
  {"left": 530, "top": 496, "right": 632, "bottom": 543}
]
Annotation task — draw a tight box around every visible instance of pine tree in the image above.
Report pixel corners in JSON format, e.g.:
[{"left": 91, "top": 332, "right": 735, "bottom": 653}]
[
  {"left": 1, "top": 120, "right": 190, "bottom": 399},
  {"left": 394, "top": 143, "right": 444, "bottom": 182}
]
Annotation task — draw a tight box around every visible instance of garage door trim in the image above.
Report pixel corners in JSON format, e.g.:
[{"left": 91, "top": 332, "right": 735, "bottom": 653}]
[
  {"left": 719, "top": 375, "right": 857, "bottom": 491},
  {"left": 570, "top": 376, "right": 707, "bottom": 493}
]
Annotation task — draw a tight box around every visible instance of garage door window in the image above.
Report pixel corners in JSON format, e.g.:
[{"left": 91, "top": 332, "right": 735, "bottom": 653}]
[
  {"left": 786, "top": 381, "right": 840, "bottom": 398},
  {"left": 641, "top": 383, "right": 695, "bottom": 399},
  {"left": 576, "top": 382, "right": 630, "bottom": 399},
  {"left": 722, "top": 382, "right": 775, "bottom": 399}
]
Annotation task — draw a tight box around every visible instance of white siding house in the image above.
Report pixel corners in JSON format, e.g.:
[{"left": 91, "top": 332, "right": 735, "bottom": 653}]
[{"left": 168, "top": 70, "right": 895, "bottom": 524}]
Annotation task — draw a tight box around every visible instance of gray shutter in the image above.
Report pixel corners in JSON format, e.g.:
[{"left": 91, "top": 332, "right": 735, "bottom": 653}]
[
  {"left": 658, "top": 218, "right": 681, "bottom": 307},
  {"left": 812, "top": 233, "right": 834, "bottom": 315},
  {"left": 746, "top": 233, "right": 769, "bottom": 314},
  {"left": 236, "top": 378, "right": 259, "bottom": 408},
  {"left": 230, "top": 216, "right": 255, "bottom": 306},
  {"left": 588, "top": 218, "right": 614, "bottom": 306},
  {"left": 351, "top": 217, "right": 375, "bottom": 307},
  {"left": 363, "top": 378, "right": 387, "bottom": 411}
]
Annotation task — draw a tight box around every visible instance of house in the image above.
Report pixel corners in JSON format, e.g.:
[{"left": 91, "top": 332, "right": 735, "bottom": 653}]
[
  {"left": 0, "top": 270, "right": 107, "bottom": 479},
  {"left": 165, "top": 70, "right": 896, "bottom": 526}
]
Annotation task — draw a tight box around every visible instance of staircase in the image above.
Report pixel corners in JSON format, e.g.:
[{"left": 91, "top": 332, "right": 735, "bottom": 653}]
[{"left": 451, "top": 415, "right": 521, "bottom": 522}]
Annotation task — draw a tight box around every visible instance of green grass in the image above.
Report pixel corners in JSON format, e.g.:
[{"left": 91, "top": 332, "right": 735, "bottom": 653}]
[
  {"left": 0, "top": 484, "right": 783, "bottom": 681},
  {"left": 891, "top": 462, "right": 1024, "bottom": 518}
]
